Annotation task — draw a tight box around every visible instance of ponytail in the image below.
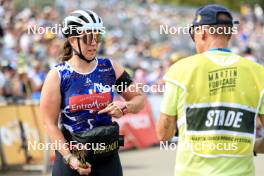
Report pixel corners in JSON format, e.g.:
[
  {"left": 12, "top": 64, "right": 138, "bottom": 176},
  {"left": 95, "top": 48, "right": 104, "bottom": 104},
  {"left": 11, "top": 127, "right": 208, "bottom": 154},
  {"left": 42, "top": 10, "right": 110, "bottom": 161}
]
[{"left": 61, "top": 40, "right": 73, "bottom": 61}]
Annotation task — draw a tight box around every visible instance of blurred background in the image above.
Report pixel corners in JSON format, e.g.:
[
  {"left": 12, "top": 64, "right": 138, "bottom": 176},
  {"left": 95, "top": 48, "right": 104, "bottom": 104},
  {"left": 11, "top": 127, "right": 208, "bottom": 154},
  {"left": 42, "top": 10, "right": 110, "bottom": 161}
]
[{"left": 0, "top": 0, "right": 264, "bottom": 175}]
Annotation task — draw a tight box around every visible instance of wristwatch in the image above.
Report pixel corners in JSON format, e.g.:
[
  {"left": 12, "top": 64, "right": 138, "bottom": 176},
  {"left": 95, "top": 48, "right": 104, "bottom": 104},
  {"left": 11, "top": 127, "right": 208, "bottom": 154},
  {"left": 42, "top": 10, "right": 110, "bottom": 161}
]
[
  {"left": 114, "top": 101, "right": 129, "bottom": 115},
  {"left": 120, "top": 104, "right": 129, "bottom": 115}
]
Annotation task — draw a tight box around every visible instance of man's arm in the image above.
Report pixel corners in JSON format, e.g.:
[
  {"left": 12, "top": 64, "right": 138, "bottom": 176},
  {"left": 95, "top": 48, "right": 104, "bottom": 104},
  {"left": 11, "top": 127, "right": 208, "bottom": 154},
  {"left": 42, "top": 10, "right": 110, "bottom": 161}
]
[
  {"left": 254, "top": 115, "right": 264, "bottom": 153},
  {"left": 156, "top": 113, "right": 177, "bottom": 141},
  {"left": 156, "top": 81, "right": 180, "bottom": 141}
]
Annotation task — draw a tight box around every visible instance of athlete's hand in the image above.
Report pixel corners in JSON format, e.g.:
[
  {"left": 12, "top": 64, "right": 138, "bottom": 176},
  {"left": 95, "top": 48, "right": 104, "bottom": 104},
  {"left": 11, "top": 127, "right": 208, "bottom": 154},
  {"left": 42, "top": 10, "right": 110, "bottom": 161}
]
[
  {"left": 76, "top": 165, "right": 91, "bottom": 176},
  {"left": 98, "top": 101, "right": 126, "bottom": 118},
  {"left": 69, "top": 155, "right": 91, "bottom": 175}
]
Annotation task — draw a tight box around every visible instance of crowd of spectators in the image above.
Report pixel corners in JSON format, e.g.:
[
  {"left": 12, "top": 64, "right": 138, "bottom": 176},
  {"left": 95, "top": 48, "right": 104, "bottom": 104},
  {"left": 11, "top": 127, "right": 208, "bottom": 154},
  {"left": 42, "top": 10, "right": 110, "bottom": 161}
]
[{"left": 0, "top": 0, "right": 263, "bottom": 103}]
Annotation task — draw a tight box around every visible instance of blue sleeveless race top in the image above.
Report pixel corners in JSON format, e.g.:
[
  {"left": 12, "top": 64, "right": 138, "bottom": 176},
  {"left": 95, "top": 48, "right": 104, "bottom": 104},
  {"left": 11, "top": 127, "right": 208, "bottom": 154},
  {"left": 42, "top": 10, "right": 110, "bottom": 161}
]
[{"left": 54, "top": 58, "right": 116, "bottom": 133}]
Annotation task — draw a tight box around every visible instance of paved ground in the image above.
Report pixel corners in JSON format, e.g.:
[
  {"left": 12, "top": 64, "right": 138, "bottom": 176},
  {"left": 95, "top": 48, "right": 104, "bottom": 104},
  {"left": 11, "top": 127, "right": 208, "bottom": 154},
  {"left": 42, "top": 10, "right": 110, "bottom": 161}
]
[
  {"left": 120, "top": 146, "right": 175, "bottom": 176},
  {"left": 1, "top": 146, "right": 264, "bottom": 176},
  {"left": 120, "top": 147, "right": 264, "bottom": 176}
]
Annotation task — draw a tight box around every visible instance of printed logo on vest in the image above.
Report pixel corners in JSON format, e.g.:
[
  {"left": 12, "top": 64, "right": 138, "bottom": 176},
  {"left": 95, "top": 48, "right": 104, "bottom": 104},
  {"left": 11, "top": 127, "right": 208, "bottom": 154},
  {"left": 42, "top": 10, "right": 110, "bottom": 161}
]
[{"left": 208, "top": 67, "right": 238, "bottom": 95}]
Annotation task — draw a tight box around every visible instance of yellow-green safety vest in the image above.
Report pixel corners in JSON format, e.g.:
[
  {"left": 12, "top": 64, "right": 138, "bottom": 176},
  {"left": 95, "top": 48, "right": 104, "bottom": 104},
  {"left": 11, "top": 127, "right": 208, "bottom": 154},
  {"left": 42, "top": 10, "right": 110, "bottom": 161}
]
[{"left": 164, "top": 50, "right": 264, "bottom": 157}]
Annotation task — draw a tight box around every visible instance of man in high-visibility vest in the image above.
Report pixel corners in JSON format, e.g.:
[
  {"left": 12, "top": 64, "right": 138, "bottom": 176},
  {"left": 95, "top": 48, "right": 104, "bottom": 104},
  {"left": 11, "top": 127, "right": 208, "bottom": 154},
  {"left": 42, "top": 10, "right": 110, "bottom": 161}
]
[{"left": 156, "top": 4, "right": 264, "bottom": 176}]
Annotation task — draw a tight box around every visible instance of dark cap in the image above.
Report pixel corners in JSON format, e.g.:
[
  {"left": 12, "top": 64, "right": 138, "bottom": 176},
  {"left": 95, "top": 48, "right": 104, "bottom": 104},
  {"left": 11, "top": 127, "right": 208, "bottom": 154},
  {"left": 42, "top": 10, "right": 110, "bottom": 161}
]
[{"left": 192, "top": 4, "right": 239, "bottom": 26}]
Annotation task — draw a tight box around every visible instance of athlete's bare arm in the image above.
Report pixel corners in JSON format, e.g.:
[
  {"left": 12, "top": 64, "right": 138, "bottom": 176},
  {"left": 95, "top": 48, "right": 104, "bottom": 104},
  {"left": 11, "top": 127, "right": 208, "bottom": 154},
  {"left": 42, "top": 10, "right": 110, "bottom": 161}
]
[
  {"left": 40, "top": 70, "right": 70, "bottom": 156},
  {"left": 98, "top": 60, "right": 144, "bottom": 118},
  {"left": 156, "top": 113, "right": 177, "bottom": 141},
  {"left": 254, "top": 115, "right": 264, "bottom": 153},
  {"left": 40, "top": 69, "right": 91, "bottom": 174},
  {"left": 113, "top": 60, "right": 144, "bottom": 112}
]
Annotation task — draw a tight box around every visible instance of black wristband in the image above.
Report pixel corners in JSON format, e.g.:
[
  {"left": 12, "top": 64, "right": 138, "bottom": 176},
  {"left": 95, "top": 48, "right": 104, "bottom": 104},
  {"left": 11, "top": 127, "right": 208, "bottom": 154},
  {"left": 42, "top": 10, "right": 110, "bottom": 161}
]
[{"left": 115, "top": 71, "right": 133, "bottom": 94}]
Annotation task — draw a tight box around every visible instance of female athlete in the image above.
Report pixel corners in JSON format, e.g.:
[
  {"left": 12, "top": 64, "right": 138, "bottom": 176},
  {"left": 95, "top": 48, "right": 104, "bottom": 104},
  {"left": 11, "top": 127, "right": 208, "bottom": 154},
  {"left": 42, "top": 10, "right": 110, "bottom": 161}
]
[{"left": 40, "top": 9, "right": 144, "bottom": 176}]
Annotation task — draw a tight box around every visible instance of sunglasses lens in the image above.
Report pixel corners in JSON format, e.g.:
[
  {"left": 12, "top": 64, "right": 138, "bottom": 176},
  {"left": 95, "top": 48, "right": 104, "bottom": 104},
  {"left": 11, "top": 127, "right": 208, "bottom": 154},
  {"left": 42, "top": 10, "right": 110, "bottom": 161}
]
[
  {"left": 82, "top": 34, "right": 88, "bottom": 44},
  {"left": 96, "top": 34, "right": 102, "bottom": 42},
  {"left": 82, "top": 33, "right": 102, "bottom": 44}
]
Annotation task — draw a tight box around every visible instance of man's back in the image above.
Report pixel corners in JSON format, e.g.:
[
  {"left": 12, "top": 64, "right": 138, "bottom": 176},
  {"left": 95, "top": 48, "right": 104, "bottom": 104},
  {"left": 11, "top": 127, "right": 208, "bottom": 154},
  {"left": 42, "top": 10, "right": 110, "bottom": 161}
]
[{"left": 163, "top": 50, "right": 264, "bottom": 176}]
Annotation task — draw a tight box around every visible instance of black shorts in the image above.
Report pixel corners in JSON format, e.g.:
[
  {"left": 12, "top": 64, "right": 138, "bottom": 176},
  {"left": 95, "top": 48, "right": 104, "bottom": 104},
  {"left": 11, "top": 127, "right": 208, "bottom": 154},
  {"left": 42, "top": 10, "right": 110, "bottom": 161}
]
[{"left": 52, "top": 150, "right": 123, "bottom": 176}]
